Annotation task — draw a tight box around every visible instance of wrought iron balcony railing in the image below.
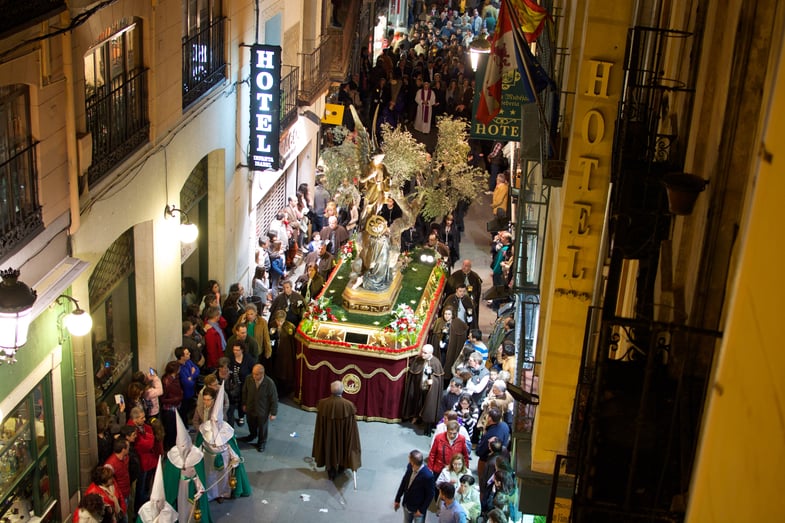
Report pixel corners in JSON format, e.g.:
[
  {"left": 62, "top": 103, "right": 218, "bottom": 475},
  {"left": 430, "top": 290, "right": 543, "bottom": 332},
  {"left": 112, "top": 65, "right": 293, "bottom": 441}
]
[
  {"left": 299, "top": 35, "right": 333, "bottom": 104},
  {"left": 85, "top": 69, "right": 150, "bottom": 186},
  {"left": 182, "top": 17, "right": 227, "bottom": 109},
  {"left": 280, "top": 65, "right": 299, "bottom": 130},
  {"left": 0, "top": 140, "right": 43, "bottom": 259},
  {"left": 568, "top": 308, "right": 721, "bottom": 523}
]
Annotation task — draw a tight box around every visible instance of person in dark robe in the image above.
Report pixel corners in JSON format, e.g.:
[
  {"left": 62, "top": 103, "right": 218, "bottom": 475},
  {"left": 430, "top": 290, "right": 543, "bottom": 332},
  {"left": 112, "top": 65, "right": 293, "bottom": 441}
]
[
  {"left": 442, "top": 284, "right": 478, "bottom": 330},
  {"left": 268, "top": 309, "right": 297, "bottom": 396},
  {"left": 401, "top": 344, "right": 445, "bottom": 436},
  {"left": 447, "top": 259, "right": 483, "bottom": 316},
  {"left": 311, "top": 381, "right": 362, "bottom": 481},
  {"left": 429, "top": 307, "right": 469, "bottom": 372}
]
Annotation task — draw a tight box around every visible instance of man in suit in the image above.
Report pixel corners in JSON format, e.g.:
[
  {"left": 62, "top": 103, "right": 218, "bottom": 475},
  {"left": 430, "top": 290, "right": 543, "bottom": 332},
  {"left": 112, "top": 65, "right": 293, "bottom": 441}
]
[{"left": 394, "top": 449, "right": 434, "bottom": 523}]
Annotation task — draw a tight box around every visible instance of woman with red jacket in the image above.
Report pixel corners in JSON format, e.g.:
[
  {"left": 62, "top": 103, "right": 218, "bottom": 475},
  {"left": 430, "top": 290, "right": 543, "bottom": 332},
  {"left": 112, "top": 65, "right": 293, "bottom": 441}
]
[
  {"left": 127, "top": 406, "right": 158, "bottom": 510},
  {"left": 85, "top": 464, "right": 127, "bottom": 523}
]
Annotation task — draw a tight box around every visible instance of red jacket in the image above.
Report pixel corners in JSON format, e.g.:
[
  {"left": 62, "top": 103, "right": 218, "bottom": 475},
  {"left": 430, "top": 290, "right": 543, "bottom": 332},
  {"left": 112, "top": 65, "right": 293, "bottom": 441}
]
[
  {"left": 204, "top": 325, "right": 225, "bottom": 369},
  {"left": 127, "top": 420, "right": 158, "bottom": 472},
  {"left": 86, "top": 479, "right": 127, "bottom": 516},
  {"left": 427, "top": 432, "right": 470, "bottom": 476},
  {"left": 104, "top": 453, "right": 130, "bottom": 500}
]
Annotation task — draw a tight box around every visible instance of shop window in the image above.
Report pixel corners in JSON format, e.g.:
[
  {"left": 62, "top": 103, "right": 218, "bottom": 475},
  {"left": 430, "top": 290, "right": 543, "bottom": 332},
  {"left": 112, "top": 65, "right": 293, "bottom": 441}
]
[
  {"left": 88, "top": 229, "right": 137, "bottom": 402},
  {"left": 0, "top": 377, "right": 57, "bottom": 522}
]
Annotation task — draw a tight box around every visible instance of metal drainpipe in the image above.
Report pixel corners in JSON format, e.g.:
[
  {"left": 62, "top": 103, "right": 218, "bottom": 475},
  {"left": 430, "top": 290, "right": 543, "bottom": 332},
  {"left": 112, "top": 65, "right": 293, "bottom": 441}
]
[
  {"left": 62, "top": 13, "right": 80, "bottom": 235},
  {"left": 61, "top": 11, "right": 93, "bottom": 490}
]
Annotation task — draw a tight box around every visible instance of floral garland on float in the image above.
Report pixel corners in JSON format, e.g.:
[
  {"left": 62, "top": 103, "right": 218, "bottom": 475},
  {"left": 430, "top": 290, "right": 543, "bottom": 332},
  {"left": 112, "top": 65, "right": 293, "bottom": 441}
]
[
  {"left": 384, "top": 304, "right": 423, "bottom": 346},
  {"left": 340, "top": 237, "right": 358, "bottom": 262},
  {"left": 300, "top": 296, "right": 342, "bottom": 336}
]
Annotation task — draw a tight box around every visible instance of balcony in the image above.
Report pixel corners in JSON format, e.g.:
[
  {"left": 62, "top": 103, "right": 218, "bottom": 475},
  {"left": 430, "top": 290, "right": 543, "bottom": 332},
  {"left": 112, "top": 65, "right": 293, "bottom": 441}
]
[
  {"left": 85, "top": 69, "right": 150, "bottom": 186},
  {"left": 0, "top": 141, "right": 43, "bottom": 259},
  {"left": 279, "top": 65, "right": 299, "bottom": 130},
  {"left": 569, "top": 309, "right": 721, "bottom": 522},
  {"left": 0, "top": 0, "right": 65, "bottom": 39},
  {"left": 182, "top": 17, "right": 227, "bottom": 109},
  {"left": 299, "top": 35, "right": 334, "bottom": 105}
]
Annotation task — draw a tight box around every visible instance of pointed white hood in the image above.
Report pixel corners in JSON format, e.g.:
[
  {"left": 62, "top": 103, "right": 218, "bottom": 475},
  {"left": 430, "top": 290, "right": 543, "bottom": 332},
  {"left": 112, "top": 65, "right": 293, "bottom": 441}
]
[
  {"left": 136, "top": 457, "right": 178, "bottom": 523},
  {"left": 166, "top": 410, "right": 203, "bottom": 468}
]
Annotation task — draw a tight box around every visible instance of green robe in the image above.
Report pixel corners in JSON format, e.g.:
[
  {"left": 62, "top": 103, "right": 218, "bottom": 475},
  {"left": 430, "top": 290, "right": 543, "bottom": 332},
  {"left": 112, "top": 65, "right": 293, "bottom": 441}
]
[
  {"left": 194, "top": 432, "right": 252, "bottom": 499},
  {"left": 162, "top": 458, "right": 211, "bottom": 523}
]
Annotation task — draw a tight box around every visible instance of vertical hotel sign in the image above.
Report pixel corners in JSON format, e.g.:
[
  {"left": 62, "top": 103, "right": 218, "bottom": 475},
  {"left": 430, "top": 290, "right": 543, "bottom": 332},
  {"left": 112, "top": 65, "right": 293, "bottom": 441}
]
[{"left": 249, "top": 44, "right": 282, "bottom": 171}]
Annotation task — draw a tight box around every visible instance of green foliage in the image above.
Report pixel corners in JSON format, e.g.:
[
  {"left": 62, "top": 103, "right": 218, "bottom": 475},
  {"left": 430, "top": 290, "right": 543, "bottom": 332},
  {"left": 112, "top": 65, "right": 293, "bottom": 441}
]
[
  {"left": 319, "top": 115, "right": 488, "bottom": 235},
  {"left": 320, "top": 127, "right": 360, "bottom": 194},
  {"left": 378, "top": 124, "right": 430, "bottom": 189}
]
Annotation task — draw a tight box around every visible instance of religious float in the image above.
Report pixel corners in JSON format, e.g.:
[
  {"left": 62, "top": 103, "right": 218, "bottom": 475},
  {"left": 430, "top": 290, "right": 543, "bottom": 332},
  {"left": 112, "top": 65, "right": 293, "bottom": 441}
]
[{"left": 298, "top": 108, "right": 486, "bottom": 420}]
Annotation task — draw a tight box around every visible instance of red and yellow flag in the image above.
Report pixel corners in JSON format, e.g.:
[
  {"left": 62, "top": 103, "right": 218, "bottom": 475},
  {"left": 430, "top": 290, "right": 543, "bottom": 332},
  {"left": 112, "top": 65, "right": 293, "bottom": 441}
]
[{"left": 509, "top": 0, "right": 552, "bottom": 43}]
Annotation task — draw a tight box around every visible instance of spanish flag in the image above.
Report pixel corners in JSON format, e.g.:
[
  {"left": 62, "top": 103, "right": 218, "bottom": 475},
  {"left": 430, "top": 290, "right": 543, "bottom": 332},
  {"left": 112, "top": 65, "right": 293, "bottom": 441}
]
[
  {"left": 509, "top": 0, "right": 552, "bottom": 43},
  {"left": 475, "top": 0, "right": 553, "bottom": 125}
]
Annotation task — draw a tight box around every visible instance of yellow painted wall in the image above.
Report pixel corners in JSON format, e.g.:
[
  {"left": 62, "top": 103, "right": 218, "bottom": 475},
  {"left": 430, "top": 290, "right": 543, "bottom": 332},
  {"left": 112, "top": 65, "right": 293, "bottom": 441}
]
[
  {"left": 685, "top": 35, "right": 785, "bottom": 522},
  {"left": 531, "top": 0, "right": 633, "bottom": 473}
]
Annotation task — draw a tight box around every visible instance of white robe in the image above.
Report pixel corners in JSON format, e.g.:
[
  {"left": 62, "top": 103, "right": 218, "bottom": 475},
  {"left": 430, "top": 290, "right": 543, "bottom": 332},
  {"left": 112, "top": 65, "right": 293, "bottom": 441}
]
[
  {"left": 414, "top": 88, "right": 436, "bottom": 134},
  {"left": 200, "top": 421, "right": 239, "bottom": 501}
]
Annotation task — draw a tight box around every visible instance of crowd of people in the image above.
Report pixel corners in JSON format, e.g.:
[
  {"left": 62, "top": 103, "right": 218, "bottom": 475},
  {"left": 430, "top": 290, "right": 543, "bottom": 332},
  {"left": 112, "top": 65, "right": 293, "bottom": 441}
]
[{"left": 83, "top": 1, "right": 527, "bottom": 521}]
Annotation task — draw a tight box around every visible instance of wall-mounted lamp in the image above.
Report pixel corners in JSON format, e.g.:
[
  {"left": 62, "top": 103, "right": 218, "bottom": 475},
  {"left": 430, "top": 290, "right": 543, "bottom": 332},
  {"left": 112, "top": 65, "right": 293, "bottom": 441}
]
[
  {"left": 164, "top": 204, "right": 199, "bottom": 244},
  {"left": 0, "top": 268, "right": 38, "bottom": 364},
  {"left": 469, "top": 31, "right": 492, "bottom": 72},
  {"left": 55, "top": 295, "right": 93, "bottom": 336}
]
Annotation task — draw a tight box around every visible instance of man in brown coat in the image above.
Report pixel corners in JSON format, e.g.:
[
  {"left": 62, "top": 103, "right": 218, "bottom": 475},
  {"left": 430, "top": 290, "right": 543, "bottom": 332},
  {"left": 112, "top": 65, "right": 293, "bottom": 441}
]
[
  {"left": 312, "top": 381, "right": 362, "bottom": 480},
  {"left": 401, "top": 344, "right": 445, "bottom": 437}
]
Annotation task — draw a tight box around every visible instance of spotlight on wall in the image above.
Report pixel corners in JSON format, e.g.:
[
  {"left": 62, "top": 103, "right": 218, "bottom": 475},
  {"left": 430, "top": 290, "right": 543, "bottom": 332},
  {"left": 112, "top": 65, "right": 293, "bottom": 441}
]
[
  {"left": 55, "top": 295, "right": 93, "bottom": 336},
  {"left": 164, "top": 204, "right": 199, "bottom": 243}
]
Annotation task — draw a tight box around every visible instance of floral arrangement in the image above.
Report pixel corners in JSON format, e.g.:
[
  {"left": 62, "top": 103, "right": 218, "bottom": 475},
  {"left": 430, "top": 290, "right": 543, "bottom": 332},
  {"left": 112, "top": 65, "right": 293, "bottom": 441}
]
[
  {"left": 300, "top": 296, "right": 339, "bottom": 335},
  {"left": 433, "top": 254, "right": 449, "bottom": 278},
  {"left": 398, "top": 251, "right": 413, "bottom": 272},
  {"left": 385, "top": 303, "right": 422, "bottom": 346},
  {"left": 340, "top": 238, "right": 357, "bottom": 262}
]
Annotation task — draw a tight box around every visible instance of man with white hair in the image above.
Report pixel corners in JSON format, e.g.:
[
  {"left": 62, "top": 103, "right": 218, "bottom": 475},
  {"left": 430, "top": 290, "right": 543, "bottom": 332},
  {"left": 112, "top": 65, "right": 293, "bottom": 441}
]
[
  {"left": 401, "top": 344, "right": 445, "bottom": 437},
  {"left": 319, "top": 215, "right": 349, "bottom": 256},
  {"left": 312, "top": 381, "right": 362, "bottom": 481}
]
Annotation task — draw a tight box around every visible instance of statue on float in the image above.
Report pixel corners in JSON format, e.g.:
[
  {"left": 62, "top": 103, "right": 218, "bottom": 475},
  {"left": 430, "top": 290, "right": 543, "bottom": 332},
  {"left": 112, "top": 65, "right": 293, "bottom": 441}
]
[{"left": 319, "top": 105, "right": 488, "bottom": 295}]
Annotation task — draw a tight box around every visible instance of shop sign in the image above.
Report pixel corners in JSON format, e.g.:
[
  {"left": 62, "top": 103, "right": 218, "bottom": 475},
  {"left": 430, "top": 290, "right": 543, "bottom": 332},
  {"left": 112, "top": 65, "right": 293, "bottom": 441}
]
[
  {"left": 470, "top": 58, "right": 527, "bottom": 141},
  {"left": 249, "top": 44, "right": 282, "bottom": 171}
]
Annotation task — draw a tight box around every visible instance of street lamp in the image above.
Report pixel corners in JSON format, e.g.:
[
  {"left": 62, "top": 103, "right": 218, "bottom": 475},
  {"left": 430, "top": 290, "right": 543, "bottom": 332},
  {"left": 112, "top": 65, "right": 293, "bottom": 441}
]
[
  {"left": 56, "top": 295, "right": 93, "bottom": 336},
  {"left": 0, "top": 268, "right": 37, "bottom": 364},
  {"left": 164, "top": 204, "right": 199, "bottom": 243},
  {"left": 469, "top": 31, "right": 492, "bottom": 72}
]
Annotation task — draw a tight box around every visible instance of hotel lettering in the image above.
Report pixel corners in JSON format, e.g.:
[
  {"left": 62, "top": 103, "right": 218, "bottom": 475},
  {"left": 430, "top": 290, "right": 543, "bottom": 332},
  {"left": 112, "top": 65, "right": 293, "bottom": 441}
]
[{"left": 249, "top": 44, "right": 282, "bottom": 171}]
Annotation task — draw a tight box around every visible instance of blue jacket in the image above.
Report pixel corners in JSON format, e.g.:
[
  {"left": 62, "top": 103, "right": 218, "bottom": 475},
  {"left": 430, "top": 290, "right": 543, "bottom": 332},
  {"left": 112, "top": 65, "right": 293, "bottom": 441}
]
[
  {"left": 395, "top": 463, "right": 435, "bottom": 515},
  {"left": 476, "top": 421, "right": 511, "bottom": 462},
  {"left": 179, "top": 359, "right": 200, "bottom": 400}
]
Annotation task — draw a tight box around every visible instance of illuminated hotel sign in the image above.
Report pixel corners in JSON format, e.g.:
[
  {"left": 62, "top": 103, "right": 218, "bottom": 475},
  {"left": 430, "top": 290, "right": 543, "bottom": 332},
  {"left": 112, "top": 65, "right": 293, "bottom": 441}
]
[{"left": 249, "top": 44, "right": 282, "bottom": 171}]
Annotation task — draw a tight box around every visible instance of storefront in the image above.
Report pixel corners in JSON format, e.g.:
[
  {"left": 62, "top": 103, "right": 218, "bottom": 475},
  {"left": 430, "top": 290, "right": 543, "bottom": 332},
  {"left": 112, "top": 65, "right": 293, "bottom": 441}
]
[{"left": 0, "top": 257, "right": 87, "bottom": 522}]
